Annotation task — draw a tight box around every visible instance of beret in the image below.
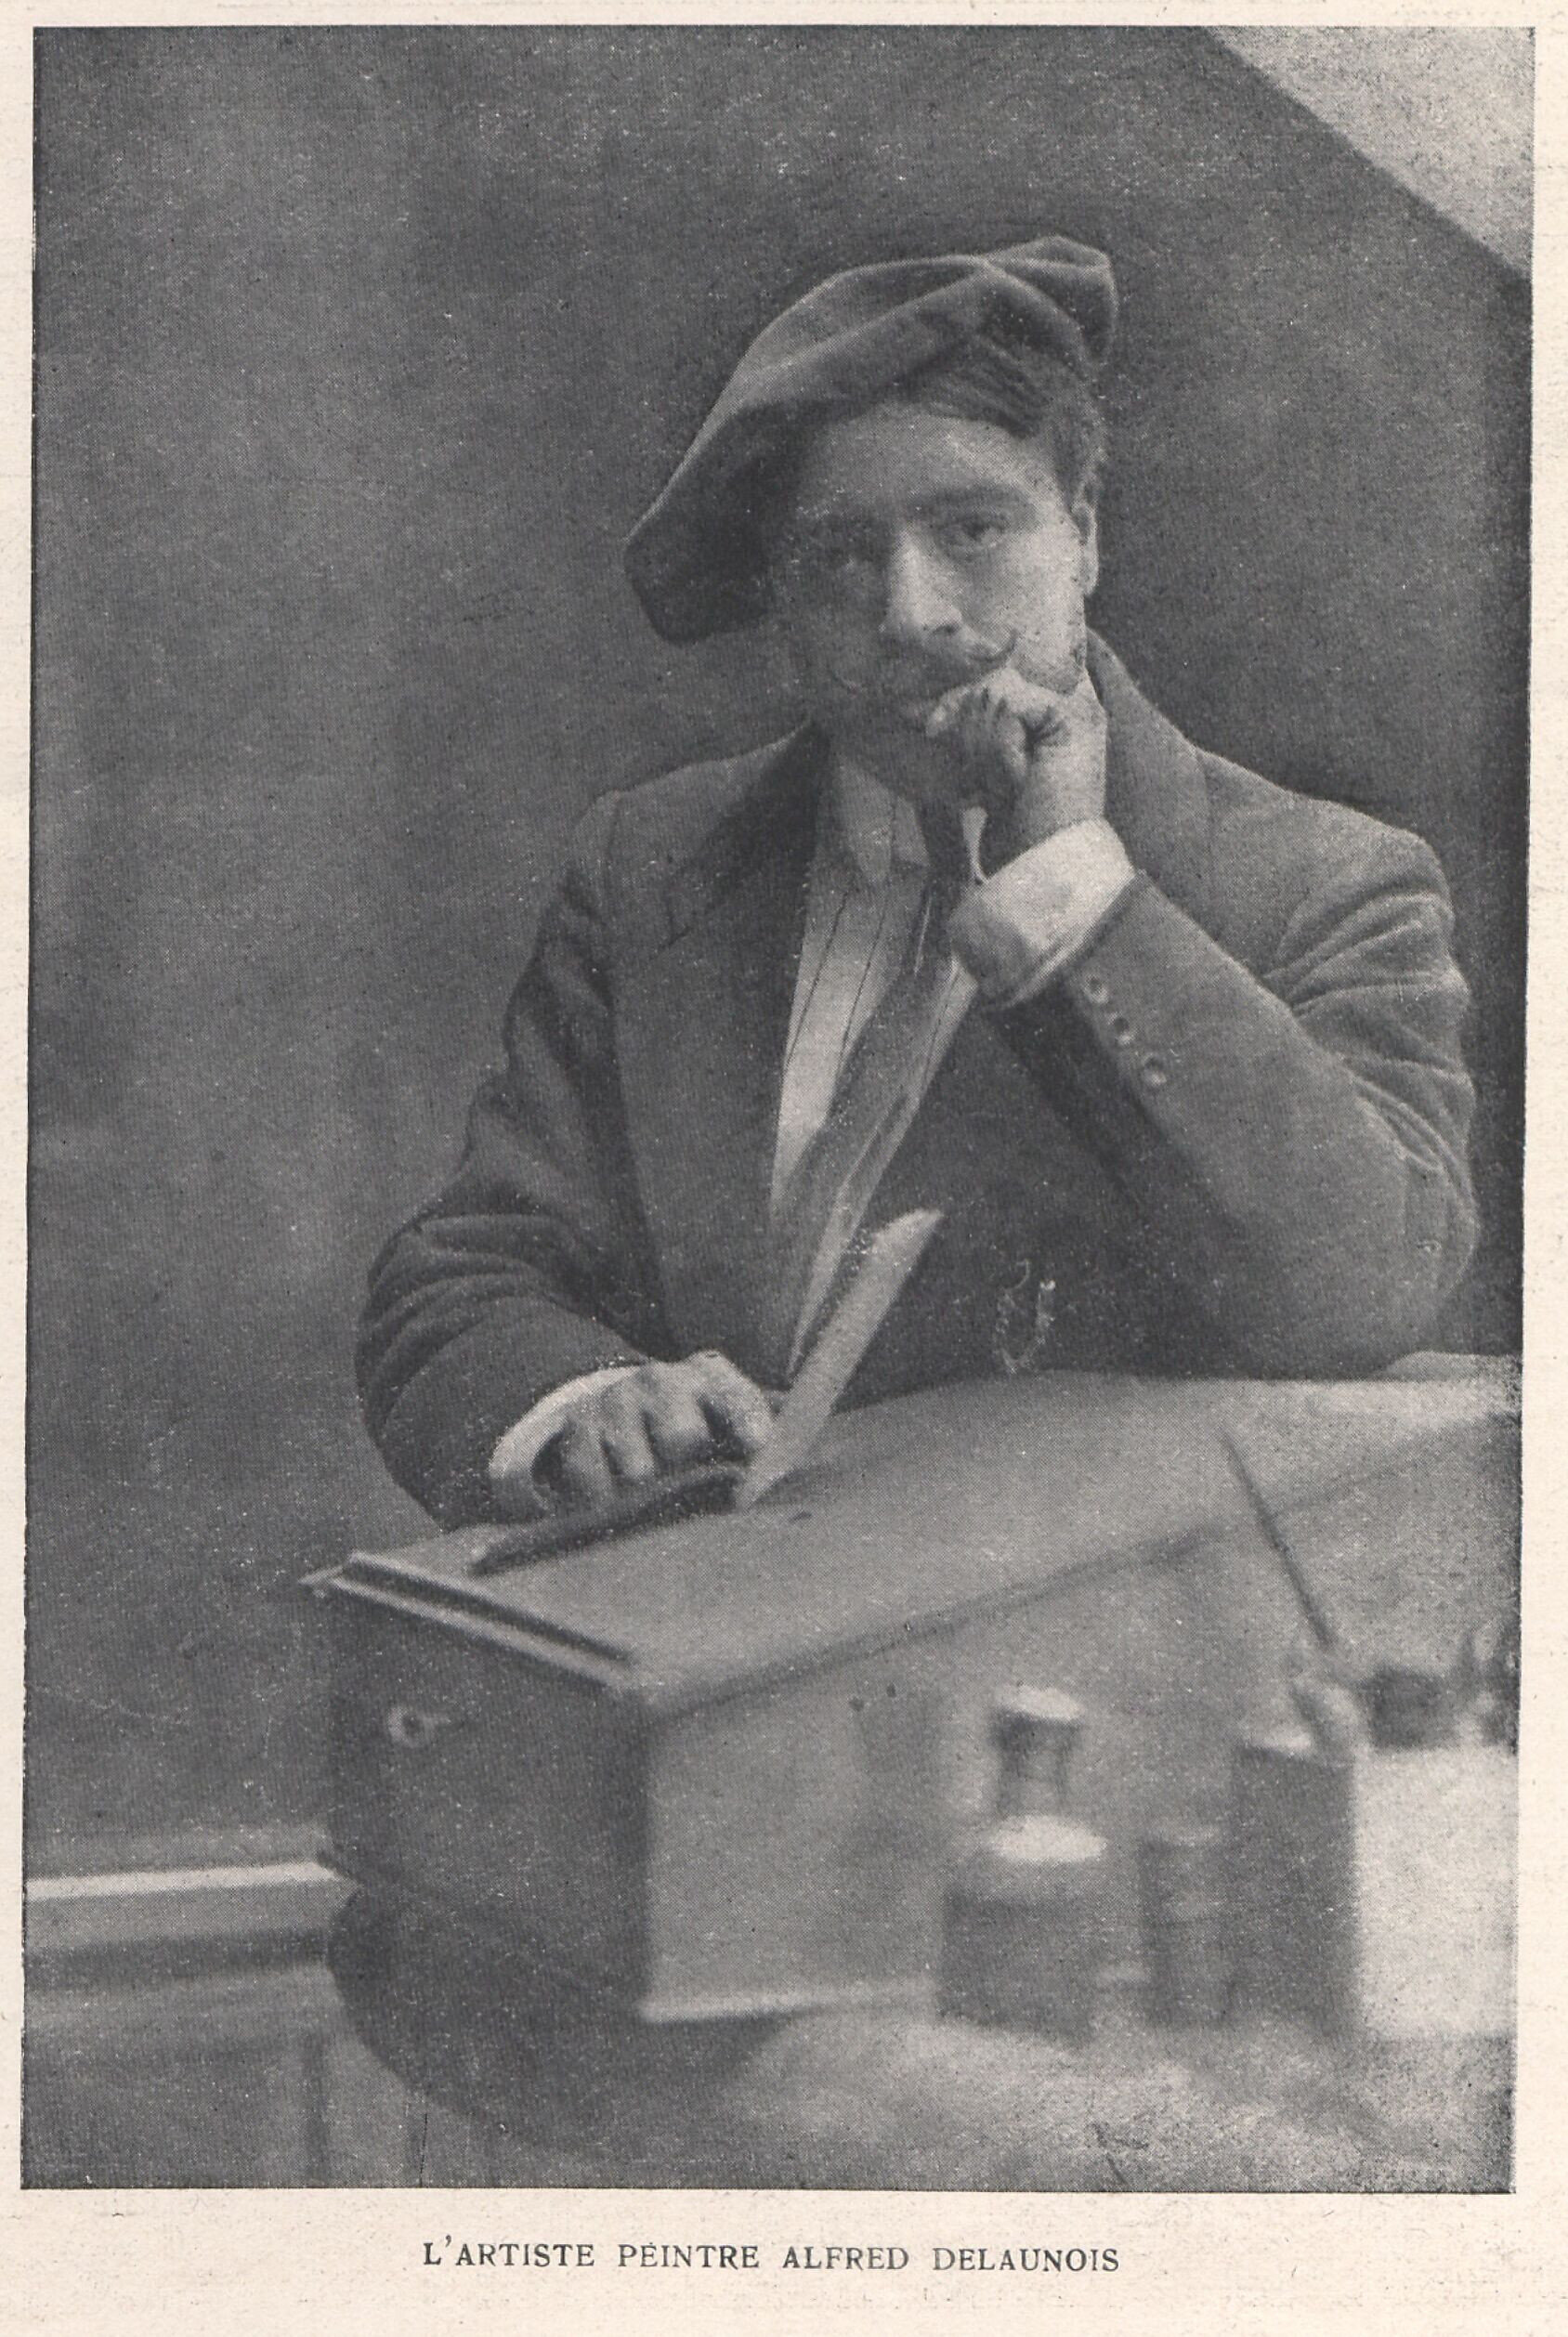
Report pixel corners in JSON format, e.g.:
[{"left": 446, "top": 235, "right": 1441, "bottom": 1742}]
[{"left": 624, "top": 235, "right": 1117, "bottom": 644}]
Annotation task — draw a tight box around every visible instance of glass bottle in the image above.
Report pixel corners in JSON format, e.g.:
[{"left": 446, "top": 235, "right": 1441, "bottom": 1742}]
[{"left": 937, "top": 1687, "right": 1107, "bottom": 2042}]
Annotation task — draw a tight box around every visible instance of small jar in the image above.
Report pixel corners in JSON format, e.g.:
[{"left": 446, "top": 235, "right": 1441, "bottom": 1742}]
[
  {"left": 1137, "top": 1823, "right": 1231, "bottom": 2026},
  {"left": 938, "top": 1689, "right": 1107, "bottom": 2043}
]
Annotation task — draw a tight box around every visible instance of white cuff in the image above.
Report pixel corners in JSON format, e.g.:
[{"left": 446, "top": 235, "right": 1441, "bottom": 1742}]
[
  {"left": 947, "top": 819, "right": 1137, "bottom": 1007},
  {"left": 488, "top": 1364, "right": 642, "bottom": 1511}
]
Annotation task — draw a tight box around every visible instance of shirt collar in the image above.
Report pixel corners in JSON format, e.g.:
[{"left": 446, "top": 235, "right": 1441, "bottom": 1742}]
[
  {"left": 829, "top": 751, "right": 930, "bottom": 887},
  {"left": 829, "top": 751, "right": 990, "bottom": 890}
]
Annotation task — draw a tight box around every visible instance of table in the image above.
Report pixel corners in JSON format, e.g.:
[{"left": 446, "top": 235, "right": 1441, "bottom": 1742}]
[
  {"left": 331, "top": 1893, "right": 1510, "bottom": 2189},
  {"left": 326, "top": 1362, "right": 1517, "bottom": 2190}
]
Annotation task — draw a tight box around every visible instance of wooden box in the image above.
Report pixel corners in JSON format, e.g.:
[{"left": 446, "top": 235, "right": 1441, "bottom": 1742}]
[{"left": 308, "top": 1367, "right": 1516, "bottom": 2022}]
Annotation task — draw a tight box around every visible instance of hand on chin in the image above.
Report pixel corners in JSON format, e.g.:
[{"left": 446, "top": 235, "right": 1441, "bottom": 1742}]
[{"left": 919, "top": 659, "right": 1108, "bottom": 862}]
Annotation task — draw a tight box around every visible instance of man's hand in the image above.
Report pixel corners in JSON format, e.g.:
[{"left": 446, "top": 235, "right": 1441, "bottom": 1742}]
[
  {"left": 923, "top": 664, "right": 1108, "bottom": 871},
  {"left": 507, "top": 1351, "right": 777, "bottom": 1513}
]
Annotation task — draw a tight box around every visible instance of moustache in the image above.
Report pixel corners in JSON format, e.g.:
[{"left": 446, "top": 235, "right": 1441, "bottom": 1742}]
[{"left": 822, "top": 630, "right": 1020, "bottom": 712}]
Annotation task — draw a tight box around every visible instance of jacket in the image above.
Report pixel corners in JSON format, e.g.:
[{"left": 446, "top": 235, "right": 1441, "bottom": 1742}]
[{"left": 359, "top": 641, "right": 1477, "bottom": 1524}]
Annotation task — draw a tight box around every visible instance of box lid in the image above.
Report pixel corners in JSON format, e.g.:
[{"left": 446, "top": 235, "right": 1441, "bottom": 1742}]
[{"left": 318, "top": 1365, "right": 1515, "bottom": 1717}]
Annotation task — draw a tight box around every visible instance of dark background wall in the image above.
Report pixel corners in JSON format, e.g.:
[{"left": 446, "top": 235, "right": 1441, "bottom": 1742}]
[{"left": 29, "top": 26, "right": 1527, "bottom": 1859}]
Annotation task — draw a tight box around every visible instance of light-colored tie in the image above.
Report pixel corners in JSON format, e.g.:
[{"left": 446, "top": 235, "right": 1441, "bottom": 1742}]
[{"left": 761, "top": 814, "right": 977, "bottom": 1382}]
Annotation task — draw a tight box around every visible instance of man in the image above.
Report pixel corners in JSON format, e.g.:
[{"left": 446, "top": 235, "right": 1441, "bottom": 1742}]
[{"left": 358, "top": 236, "right": 1477, "bottom": 1526}]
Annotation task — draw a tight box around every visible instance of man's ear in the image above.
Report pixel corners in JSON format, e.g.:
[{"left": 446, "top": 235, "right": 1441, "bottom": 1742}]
[{"left": 1073, "top": 494, "right": 1100, "bottom": 599}]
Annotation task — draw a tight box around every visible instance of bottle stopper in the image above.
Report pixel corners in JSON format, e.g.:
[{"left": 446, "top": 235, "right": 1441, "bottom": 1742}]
[{"left": 990, "top": 1687, "right": 1084, "bottom": 1817}]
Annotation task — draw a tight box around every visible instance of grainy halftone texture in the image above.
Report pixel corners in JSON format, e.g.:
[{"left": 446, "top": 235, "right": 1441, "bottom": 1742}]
[{"left": 30, "top": 26, "right": 1526, "bottom": 1848}]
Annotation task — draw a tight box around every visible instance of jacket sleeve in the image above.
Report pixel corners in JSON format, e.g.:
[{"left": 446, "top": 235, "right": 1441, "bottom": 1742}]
[
  {"left": 988, "top": 817, "right": 1479, "bottom": 1375},
  {"left": 357, "top": 791, "right": 663, "bottom": 1523}
]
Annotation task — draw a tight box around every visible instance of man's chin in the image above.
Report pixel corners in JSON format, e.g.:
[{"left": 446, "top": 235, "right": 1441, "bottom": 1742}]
[{"left": 822, "top": 707, "right": 962, "bottom": 800}]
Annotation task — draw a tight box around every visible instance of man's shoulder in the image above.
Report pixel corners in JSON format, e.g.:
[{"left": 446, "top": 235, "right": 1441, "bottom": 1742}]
[
  {"left": 1096, "top": 640, "right": 1444, "bottom": 923},
  {"left": 567, "top": 731, "right": 820, "bottom": 952},
  {"left": 1198, "top": 745, "right": 1445, "bottom": 906},
  {"left": 608, "top": 732, "right": 812, "bottom": 869}
]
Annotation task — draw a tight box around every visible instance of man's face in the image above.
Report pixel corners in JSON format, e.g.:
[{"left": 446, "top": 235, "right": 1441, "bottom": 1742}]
[{"left": 769, "top": 403, "right": 1099, "bottom": 801}]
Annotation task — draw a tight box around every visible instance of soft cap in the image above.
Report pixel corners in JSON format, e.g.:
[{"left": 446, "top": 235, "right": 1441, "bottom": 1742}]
[{"left": 624, "top": 235, "right": 1117, "bottom": 643}]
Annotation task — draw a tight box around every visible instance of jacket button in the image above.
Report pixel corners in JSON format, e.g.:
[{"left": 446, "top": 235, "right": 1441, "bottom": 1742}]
[
  {"left": 1079, "top": 972, "right": 1110, "bottom": 1006},
  {"left": 1140, "top": 1053, "right": 1170, "bottom": 1090}
]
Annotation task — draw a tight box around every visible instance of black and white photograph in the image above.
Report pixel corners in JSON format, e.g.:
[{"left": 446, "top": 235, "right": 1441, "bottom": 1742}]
[{"left": 24, "top": 19, "right": 1530, "bottom": 2221}]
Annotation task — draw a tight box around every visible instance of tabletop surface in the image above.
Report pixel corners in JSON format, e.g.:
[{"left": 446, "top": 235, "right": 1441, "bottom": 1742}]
[{"left": 337, "top": 1361, "right": 1517, "bottom": 1708}]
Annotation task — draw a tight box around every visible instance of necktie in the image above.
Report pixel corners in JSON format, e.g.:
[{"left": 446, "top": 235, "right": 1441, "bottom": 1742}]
[{"left": 762, "top": 816, "right": 976, "bottom": 1383}]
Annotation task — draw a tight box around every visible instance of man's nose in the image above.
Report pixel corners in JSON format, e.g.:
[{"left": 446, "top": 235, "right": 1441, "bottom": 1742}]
[{"left": 878, "top": 537, "right": 960, "bottom": 646}]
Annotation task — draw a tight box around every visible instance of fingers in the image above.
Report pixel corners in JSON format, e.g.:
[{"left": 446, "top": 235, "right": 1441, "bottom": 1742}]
[
  {"left": 595, "top": 1378, "right": 661, "bottom": 1484},
  {"left": 928, "top": 664, "right": 1108, "bottom": 859},
  {"left": 924, "top": 679, "right": 1036, "bottom": 800},
  {"left": 641, "top": 1369, "right": 720, "bottom": 1470},
  {"left": 549, "top": 1414, "right": 618, "bottom": 1509},
  {"left": 543, "top": 1352, "right": 776, "bottom": 1507},
  {"left": 636, "top": 1352, "right": 774, "bottom": 1466},
  {"left": 688, "top": 1351, "right": 777, "bottom": 1458}
]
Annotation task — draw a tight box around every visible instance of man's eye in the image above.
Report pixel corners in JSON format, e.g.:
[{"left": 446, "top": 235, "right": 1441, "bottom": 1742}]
[{"left": 939, "top": 517, "right": 1006, "bottom": 555}]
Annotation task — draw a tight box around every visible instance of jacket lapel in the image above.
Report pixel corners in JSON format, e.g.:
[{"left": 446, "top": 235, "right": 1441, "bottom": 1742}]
[{"left": 1090, "top": 634, "right": 1213, "bottom": 928}]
